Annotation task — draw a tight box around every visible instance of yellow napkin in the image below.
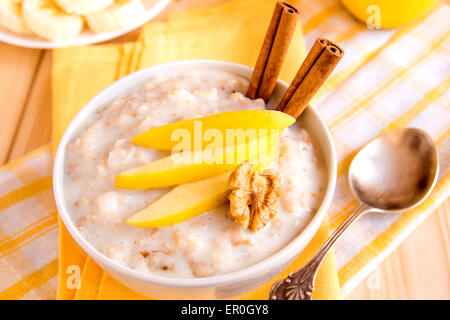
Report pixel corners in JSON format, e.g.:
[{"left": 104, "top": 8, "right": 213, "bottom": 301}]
[{"left": 52, "top": 0, "right": 340, "bottom": 300}]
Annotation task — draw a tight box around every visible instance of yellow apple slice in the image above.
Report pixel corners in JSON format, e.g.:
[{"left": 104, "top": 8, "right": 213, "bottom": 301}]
[
  {"left": 131, "top": 110, "right": 295, "bottom": 150},
  {"left": 115, "top": 134, "right": 278, "bottom": 189},
  {"left": 126, "top": 159, "right": 272, "bottom": 227},
  {"left": 126, "top": 172, "right": 231, "bottom": 227}
]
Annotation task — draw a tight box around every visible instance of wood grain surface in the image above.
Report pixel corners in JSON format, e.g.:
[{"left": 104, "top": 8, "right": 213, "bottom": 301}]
[{"left": 0, "top": 0, "right": 448, "bottom": 300}]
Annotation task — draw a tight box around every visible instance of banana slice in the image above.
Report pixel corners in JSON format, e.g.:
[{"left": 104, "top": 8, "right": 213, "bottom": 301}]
[
  {"left": 0, "top": 0, "right": 33, "bottom": 35},
  {"left": 54, "top": 0, "right": 114, "bottom": 15},
  {"left": 85, "top": 0, "right": 146, "bottom": 33},
  {"left": 23, "top": 0, "right": 83, "bottom": 41}
]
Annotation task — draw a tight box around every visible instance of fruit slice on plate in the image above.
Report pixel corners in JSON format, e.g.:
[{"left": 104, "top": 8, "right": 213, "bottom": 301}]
[
  {"left": 131, "top": 110, "right": 295, "bottom": 150},
  {"left": 85, "top": 0, "right": 146, "bottom": 33},
  {"left": 55, "top": 0, "right": 114, "bottom": 15},
  {"left": 0, "top": 0, "right": 33, "bottom": 35},
  {"left": 22, "top": 0, "right": 84, "bottom": 41},
  {"left": 115, "top": 134, "right": 279, "bottom": 189},
  {"left": 126, "top": 172, "right": 231, "bottom": 227}
]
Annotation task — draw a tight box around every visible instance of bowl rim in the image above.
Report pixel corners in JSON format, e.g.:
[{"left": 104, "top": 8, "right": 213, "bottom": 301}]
[
  {"left": 53, "top": 59, "right": 337, "bottom": 288},
  {"left": 0, "top": 0, "right": 170, "bottom": 49}
]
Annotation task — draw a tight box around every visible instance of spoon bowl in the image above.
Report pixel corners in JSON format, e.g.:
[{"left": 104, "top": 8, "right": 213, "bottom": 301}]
[{"left": 349, "top": 128, "right": 439, "bottom": 212}]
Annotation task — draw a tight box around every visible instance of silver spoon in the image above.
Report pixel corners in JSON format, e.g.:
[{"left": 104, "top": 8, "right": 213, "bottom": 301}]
[{"left": 269, "top": 128, "right": 439, "bottom": 300}]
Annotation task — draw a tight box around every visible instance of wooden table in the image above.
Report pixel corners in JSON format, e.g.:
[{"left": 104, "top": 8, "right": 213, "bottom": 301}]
[{"left": 0, "top": 0, "right": 448, "bottom": 300}]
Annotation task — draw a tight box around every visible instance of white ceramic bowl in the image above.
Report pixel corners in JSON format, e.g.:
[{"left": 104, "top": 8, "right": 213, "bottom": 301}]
[
  {"left": 53, "top": 60, "right": 337, "bottom": 299},
  {"left": 0, "top": 0, "right": 170, "bottom": 49}
]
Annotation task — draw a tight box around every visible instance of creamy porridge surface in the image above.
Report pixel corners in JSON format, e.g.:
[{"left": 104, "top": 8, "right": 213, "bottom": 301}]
[{"left": 64, "top": 70, "right": 325, "bottom": 278}]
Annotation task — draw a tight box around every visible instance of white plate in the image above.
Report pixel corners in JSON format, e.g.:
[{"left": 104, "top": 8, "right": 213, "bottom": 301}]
[{"left": 0, "top": 0, "right": 170, "bottom": 49}]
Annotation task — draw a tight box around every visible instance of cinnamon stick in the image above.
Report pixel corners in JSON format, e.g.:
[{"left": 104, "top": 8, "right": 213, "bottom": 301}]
[
  {"left": 277, "top": 38, "right": 344, "bottom": 119},
  {"left": 247, "top": 1, "right": 299, "bottom": 102}
]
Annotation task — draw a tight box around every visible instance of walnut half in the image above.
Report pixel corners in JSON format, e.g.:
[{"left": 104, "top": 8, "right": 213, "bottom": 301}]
[{"left": 228, "top": 162, "right": 282, "bottom": 232}]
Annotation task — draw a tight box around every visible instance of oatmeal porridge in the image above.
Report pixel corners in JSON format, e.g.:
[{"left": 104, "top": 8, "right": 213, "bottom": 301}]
[{"left": 64, "top": 70, "right": 325, "bottom": 278}]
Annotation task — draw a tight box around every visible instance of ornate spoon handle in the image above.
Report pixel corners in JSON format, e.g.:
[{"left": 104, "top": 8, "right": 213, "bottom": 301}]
[{"left": 269, "top": 203, "right": 372, "bottom": 300}]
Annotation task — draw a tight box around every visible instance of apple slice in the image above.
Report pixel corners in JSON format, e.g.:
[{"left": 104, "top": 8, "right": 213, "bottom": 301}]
[
  {"left": 126, "top": 172, "right": 231, "bottom": 227},
  {"left": 126, "top": 159, "right": 272, "bottom": 227},
  {"left": 131, "top": 110, "right": 295, "bottom": 150},
  {"left": 115, "top": 134, "right": 278, "bottom": 189}
]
